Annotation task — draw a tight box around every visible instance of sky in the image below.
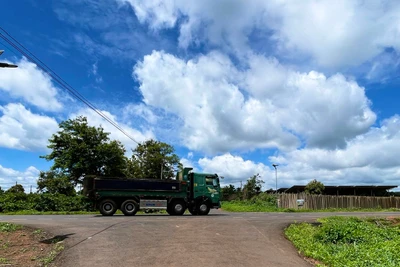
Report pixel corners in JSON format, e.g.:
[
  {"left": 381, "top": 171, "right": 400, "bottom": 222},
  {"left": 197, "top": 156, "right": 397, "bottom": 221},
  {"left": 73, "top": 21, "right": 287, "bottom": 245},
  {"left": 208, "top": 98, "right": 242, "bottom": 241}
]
[{"left": 1, "top": 0, "right": 400, "bottom": 192}]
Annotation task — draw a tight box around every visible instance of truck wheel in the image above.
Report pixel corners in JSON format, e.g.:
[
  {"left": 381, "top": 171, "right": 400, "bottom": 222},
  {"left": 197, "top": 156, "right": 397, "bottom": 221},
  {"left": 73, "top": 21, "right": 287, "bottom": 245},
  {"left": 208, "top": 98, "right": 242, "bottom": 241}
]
[
  {"left": 197, "top": 202, "right": 210, "bottom": 215},
  {"left": 188, "top": 206, "right": 198, "bottom": 215},
  {"left": 169, "top": 200, "right": 186, "bottom": 216},
  {"left": 99, "top": 199, "right": 117, "bottom": 216},
  {"left": 121, "top": 199, "right": 139, "bottom": 216}
]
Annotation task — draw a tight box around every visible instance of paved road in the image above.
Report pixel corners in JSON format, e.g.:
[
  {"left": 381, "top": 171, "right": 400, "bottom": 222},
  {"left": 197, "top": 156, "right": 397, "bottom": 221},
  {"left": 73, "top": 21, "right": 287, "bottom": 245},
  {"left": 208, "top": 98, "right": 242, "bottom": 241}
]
[{"left": 1, "top": 210, "right": 399, "bottom": 267}]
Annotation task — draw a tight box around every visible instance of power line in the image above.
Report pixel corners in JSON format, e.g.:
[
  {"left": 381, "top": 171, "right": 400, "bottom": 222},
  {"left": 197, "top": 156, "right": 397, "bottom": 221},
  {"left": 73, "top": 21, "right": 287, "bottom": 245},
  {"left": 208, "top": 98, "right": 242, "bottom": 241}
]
[{"left": 0, "top": 27, "right": 139, "bottom": 145}]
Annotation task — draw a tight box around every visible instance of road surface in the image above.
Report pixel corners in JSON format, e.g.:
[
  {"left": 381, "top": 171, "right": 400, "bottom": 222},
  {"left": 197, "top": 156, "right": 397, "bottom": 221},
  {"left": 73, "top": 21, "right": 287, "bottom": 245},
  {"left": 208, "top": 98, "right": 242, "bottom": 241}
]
[{"left": 1, "top": 210, "right": 399, "bottom": 267}]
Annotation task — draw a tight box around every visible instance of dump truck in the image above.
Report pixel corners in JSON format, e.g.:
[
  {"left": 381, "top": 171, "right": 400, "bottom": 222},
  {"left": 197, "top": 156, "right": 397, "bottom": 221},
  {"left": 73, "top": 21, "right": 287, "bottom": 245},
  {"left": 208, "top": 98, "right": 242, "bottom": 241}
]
[{"left": 83, "top": 167, "right": 221, "bottom": 216}]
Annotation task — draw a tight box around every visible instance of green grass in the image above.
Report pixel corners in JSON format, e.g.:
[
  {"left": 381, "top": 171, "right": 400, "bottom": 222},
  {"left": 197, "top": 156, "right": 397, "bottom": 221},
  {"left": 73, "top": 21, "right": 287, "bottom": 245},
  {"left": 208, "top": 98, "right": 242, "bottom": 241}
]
[
  {"left": 285, "top": 216, "right": 400, "bottom": 267},
  {"left": 0, "top": 222, "right": 22, "bottom": 232},
  {"left": 40, "top": 242, "right": 64, "bottom": 267},
  {"left": 221, "top": 201, "right": 400, "bottom": 213}
]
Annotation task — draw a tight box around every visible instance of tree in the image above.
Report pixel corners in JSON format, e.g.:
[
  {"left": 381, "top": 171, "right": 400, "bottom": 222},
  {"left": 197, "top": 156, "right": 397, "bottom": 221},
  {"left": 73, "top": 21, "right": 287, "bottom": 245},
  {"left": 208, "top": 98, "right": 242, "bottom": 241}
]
[
  {"left": 126, "top": 139, "right": 181, "bottom": 179},
  {"left": 6, "top": 184, "right": 25, "bottom": 194},
  {"left": 37, "top": 171, "right": 76, "bottom": 196},
  {"left": 41, "top": 116, "right": 128, "bottom": 184},
  {"left": 221, "top": 184, "right": 237, "bottom": 201},
  {"left": 0, "top": 187, "right": 3, "bottom": 194},
  {"left": 242, "top": 174, "right": 264, "bottom": 200},
  {"left": 305, "top": 179, "right": 325, "bottom": 195}
]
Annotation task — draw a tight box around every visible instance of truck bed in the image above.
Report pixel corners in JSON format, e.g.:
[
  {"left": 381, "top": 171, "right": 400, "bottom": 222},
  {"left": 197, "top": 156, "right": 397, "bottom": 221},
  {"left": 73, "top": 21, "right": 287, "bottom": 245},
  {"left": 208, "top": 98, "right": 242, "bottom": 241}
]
[{"left": 93, "top": 178, "right": 182, "bottom": 192}]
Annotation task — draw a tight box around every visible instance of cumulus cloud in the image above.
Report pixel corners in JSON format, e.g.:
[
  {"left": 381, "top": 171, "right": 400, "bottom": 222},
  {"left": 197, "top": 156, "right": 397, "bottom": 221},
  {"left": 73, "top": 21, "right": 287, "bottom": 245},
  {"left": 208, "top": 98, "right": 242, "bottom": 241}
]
[
  {"left": 199, "top": 153, "right": 270, "bottom": 188},
  {"left": 0, "top": 165, "right": 40, "bottom": 192},
  {"left": 199, "top": 116, "right": 400, "bottom": 188},
  {"left": 269, "top": 115, "right": 400, "bottom": 186},
  {"left": 0, "top": 103, "right": 59, "bottom": 151},
  {"left": 0, "top": 58, "right": 63, "bottom": 111},
  {"left": 119, "top": 0, "right": 400, "bottom": 68},
  {"left": 134, "top": 51, "right": 375, "bottom": 153}
]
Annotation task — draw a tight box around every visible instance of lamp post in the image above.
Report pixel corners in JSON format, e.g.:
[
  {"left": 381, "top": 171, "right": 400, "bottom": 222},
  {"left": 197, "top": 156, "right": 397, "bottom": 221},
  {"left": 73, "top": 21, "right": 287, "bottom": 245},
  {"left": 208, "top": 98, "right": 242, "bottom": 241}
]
[
  {"left": 0, "top": 50, "right": 18, "bottom": 68},
  {"left": 272, "top": 164, "right": 278, "bottom": 194}
]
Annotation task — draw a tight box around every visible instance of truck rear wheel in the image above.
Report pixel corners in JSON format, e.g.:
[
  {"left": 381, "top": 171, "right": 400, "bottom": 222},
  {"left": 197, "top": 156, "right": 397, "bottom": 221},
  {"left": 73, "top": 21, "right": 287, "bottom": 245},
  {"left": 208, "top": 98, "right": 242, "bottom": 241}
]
[
  {"left": 121, "top": 199, "right": 139, "bottom": 216},
  {"left": 99, "top": 199, "right": 117, "bottom": 216},
  {"left": 169, "top": 200, "right": 186, "bottom": 216},
  {"left": 197, "top": 202, "right": 210, "bottom": 215}
]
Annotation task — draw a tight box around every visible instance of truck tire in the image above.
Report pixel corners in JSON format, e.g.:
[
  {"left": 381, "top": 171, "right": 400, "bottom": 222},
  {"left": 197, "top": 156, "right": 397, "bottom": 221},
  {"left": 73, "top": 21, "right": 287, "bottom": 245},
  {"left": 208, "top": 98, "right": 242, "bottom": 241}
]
[
  {"left": 99, "top": 199, "right": 117, "bottom": 216},
  {"left": 169, "top": 200, "right": 186, "bottom": 216},
  {"left": 121, "top": 199, "right": 139, "bottom": 216},
  {"left": 188, "top": 206, "right": 198, "bottom": 215},
  {"left": 197, "top": 202, "right": 210, "bottom": 215}
]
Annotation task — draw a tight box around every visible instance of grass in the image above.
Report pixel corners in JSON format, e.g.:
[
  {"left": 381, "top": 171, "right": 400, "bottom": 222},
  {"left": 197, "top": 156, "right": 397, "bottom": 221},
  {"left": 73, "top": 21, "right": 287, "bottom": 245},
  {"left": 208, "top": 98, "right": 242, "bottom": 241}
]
[
  {"left": 0, "top": 222, "right": 22, "bottom": 232},
  {"left": 221, "top": 201, "right": 400, "bottom": 213},
  {"left": 40, "top": 242, "right": 64, "bottom": 266},
  {"left": 285, "top": 216, "right": 400, "bottom": 267},
  {"left": 1, "top": 210, "right": 99, "bottom": 215}
]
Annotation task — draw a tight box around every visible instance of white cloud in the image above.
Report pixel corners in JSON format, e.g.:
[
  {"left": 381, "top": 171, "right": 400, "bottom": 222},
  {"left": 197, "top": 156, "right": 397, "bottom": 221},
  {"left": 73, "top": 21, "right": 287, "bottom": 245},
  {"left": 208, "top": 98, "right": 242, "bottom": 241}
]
[
  {"left": 71, "top": 107, "right": 155, "bottom": 153},
  {"left": 0, "top": 58, "right": 63, "bottom": 111},
  {"left": 0, "top": 165, "right": 40, "bottom": 192},
  {"left": 269, "top": 115, "right": 400, "bottom": 186},
  {"left": 199, "top": 153, "right": 270, "bottom": 188},
  {"left": 198, "top": 116, "right": 400, "bottom": 188},
  {"left": 0, "top": 103, "right": 59, "bottom": 151},
  {"left": 120, "top": 0, "right": 400, "bottom": 68},
  {"left": 134, "top": 51, "right": 375, "bottom": 153}
]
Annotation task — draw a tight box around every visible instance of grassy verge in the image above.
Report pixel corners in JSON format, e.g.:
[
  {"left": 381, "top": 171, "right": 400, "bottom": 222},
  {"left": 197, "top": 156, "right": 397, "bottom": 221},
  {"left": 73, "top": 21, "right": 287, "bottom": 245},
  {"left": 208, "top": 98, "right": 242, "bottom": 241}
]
[
  {"left": 221, "top": 201, "right": 400, "bottom": 212},
  {"left": 285, "top": 216, "right": 400, "bottom": 267},
  {"left": 0, "top": 222, "right": 64, "bottom": 266}
]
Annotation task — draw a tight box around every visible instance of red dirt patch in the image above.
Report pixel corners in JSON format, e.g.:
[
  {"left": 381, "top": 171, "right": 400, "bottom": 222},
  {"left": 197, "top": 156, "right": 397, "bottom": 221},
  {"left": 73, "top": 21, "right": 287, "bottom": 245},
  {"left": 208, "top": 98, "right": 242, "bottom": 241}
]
[{"left": 0, "top": 226, "right": 63, "bottom": 266}]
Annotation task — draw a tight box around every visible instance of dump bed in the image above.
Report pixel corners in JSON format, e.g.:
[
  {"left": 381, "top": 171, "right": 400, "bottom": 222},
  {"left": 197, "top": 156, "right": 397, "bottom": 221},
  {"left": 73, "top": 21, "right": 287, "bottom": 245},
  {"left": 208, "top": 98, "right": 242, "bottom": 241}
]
[
  {"left": 83, "top": 176, "right": 184, "bottom": 199},
  {"left": 94, "top": 178, "right": 182, "bottom": 191}
]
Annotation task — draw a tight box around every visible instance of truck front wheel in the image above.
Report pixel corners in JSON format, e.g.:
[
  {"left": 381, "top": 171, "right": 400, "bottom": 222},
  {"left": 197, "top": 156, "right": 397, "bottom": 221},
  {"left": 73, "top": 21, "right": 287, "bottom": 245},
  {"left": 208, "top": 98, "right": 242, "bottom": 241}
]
[
  {"left": 169, "top": 200, "right": 186, "bottom": 216},
  {"left": 99, "top": 199, "right": 117, "bottom": 216},
  {"left": 121, "top": 199, "right": 139, "bottom": 216},
  {"left": 197, "top": 202, "right": 210, "bottom": 215}
]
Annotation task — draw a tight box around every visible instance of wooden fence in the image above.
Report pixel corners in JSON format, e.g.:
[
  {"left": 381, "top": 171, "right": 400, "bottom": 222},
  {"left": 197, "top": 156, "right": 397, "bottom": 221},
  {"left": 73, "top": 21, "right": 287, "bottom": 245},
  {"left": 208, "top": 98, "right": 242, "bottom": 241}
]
[{"left": 278, "top": 193, "right": 400, "bottom": 210}]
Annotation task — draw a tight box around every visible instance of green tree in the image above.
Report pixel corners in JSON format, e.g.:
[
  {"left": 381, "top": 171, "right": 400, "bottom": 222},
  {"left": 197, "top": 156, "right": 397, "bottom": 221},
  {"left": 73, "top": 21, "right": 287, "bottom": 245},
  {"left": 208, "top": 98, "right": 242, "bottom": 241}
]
[
  {"left": 6, "top": 184, "right": 25, "bottom": 194},
  {"left": 37, "top": 171, "right": 76, "bottom": 196},
  {"left": 242, "top": 174, "right": 264, "bottom": 200},
  {"left": 221, "top": 184, "right": 237, "bottom": 201},
  {"left": 0, "top": 187, "right": 3, "bottom": 194},
  {"left": 41, "top": 116, "right": 128, "bottom": 184},
  {"left": 127, "top": 139, "right": 181, "bottom": 179},
  {"left": 305, "top": 179, "right": 325, "bottom": 195}
]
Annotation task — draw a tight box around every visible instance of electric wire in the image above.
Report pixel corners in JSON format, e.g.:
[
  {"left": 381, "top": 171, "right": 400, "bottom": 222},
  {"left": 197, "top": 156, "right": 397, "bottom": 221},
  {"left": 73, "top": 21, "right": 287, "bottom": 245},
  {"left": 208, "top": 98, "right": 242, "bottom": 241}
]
[{"left": 0, "top": 27, "right": 139, "bottom": 144}]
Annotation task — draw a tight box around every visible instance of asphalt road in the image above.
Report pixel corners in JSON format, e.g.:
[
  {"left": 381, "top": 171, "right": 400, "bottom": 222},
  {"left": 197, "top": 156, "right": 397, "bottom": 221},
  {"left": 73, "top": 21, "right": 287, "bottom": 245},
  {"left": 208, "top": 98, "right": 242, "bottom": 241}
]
[{"left": 1, "top": 210, "right": 399, "bottom": 267}]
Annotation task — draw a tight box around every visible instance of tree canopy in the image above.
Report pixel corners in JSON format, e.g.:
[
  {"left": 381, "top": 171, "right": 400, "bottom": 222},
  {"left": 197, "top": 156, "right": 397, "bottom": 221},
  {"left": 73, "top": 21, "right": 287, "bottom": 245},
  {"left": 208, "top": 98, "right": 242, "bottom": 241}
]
[
  {"left": 305, "top": 179, "right": 325, "bottom": 195},
  {"left": 7, "top": 184, "right": 25, "bottom": 194},
  {"left": 242, "top": 174, "right": 264, "bottom": 200},
  {"left": 41, "top": 116, "right": 127, "bottom": 184},
  {"left": 37, "top": 171, "right": 76, "bottom": 196},
  {"left": 126, "top": 139, "right": 181, "bottom": 179}
]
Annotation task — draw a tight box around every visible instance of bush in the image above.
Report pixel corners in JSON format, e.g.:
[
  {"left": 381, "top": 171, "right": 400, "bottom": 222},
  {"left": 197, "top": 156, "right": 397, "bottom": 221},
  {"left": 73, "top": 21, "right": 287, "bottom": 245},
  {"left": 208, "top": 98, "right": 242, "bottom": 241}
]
[
  {"left": 0, "top": 192, "right": 94, "bottom": 212},
  {"left": 285, "top": 216, "right": 400, "bottom": 267}
]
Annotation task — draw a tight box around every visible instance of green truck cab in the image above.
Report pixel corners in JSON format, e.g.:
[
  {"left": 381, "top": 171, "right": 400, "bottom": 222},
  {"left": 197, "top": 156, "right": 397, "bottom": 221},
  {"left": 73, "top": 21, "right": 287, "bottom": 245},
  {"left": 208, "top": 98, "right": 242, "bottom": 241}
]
[{"left": 83, "top": 167, "right": 221, "bottom": 216}]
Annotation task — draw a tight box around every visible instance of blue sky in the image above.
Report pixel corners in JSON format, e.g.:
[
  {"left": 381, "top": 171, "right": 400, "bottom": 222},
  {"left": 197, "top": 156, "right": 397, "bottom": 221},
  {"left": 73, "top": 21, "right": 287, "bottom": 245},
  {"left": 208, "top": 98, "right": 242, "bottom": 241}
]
[{"left": 1, "top": 0, "right": 400, "bottom": 191}]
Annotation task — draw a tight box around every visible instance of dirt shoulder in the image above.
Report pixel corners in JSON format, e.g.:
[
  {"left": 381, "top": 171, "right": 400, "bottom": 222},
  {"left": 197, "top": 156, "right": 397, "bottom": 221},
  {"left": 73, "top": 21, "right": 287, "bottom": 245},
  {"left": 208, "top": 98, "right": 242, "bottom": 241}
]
[{"left": 0, "top": 222, "right": 64, "bottom": 266}]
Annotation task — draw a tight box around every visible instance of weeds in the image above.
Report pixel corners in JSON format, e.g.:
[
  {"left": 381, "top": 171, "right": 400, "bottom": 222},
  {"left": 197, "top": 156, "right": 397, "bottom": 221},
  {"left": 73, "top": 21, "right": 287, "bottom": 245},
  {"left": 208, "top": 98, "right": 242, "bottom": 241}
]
[{"left": 285, "top": 216, "right": 400, "bottom": 267}]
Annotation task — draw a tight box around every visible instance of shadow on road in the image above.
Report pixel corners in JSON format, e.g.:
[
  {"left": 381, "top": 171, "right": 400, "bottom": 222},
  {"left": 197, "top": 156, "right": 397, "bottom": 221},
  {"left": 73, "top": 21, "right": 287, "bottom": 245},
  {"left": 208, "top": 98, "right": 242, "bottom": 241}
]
[{"left": 40, "top": 233, "right": 75, "bottom": 244}]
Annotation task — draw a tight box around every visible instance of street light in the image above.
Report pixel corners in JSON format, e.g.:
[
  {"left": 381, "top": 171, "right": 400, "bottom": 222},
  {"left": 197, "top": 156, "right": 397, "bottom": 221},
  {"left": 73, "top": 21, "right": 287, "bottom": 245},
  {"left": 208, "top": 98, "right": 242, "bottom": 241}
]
[
  {"left": 272, "top": 164, "right": 278, "bottom": 193},
  {"left": 0, "top": 50, "right": 18, "bottom": 68}
]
